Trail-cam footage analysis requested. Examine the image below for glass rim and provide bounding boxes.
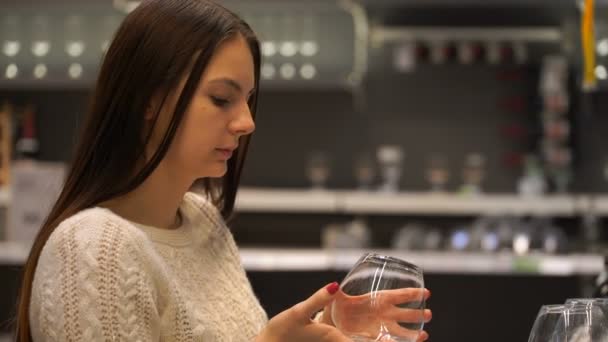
[359,252,423,275]
[566,298,608,304]
[539,304,603,315]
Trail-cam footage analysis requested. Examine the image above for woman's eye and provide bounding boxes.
[211,96,230,107]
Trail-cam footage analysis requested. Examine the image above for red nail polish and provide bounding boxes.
[326,282,339,295]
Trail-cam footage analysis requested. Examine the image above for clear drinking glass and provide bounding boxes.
[528,303,608,342]
[331,253,426,342]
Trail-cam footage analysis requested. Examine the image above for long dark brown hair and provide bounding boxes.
[13,1,261,340]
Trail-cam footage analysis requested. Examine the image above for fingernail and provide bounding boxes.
[425,309,433,322]
[421,331,429,341]
[425,289,431,298]
[325,282,339,295]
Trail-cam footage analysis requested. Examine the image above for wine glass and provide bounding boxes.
[306,151,330,190]
[565,298,608,316]
[354,152,376,191]
[331,253,426,342]
[377,145,404,193]
[460,153,486,194]
[425,154,449,193]
[528,304,608,342]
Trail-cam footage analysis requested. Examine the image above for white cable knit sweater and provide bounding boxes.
[29,192,268,342]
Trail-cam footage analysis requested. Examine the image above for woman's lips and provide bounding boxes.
[216,148,233,159]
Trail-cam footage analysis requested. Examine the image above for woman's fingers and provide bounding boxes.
[378,288,430,305]
[382,306,432,323]
[382,321,429,341]
[291,282,340,324]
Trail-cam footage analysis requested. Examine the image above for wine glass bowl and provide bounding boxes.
[331,253,426,342]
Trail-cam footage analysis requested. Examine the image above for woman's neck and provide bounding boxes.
[101,163,192,229]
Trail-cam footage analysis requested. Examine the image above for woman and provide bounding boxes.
[14,0,431,341]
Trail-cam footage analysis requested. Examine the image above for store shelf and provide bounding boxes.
[1,242,601,276]
[0,187,599,216]
[340,191,577,216]
[235,188,338,213]
[589,196,608,215]
[236,187,579,216]
[0,242,30,265]
[240,248,605,276]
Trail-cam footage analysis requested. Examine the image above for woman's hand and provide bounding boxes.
[321,288,432,342]
[255,282,352,342]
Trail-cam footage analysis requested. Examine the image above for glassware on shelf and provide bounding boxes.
[331,253,426,342]
[354,152,376,191]
[448,227,471,251]
[425,154,449,193]
[518,155,547,197]
[393,223,443,251]
[306,151,330,190]
[460,153,486,195]
[321,219,371,250]
[528,303,608,342]
[469,216,499,252]
[377,145,404,193]
[565,298,608,308]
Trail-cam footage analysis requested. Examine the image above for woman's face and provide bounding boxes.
[147,34,256,181]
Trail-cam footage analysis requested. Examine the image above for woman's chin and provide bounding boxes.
[204,164,228,178]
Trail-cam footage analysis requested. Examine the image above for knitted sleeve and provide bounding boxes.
[29,214,161,342]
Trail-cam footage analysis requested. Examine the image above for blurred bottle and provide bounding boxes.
[15,105,39,160]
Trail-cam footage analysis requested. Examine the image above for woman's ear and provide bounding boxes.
[145,87,168,121]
